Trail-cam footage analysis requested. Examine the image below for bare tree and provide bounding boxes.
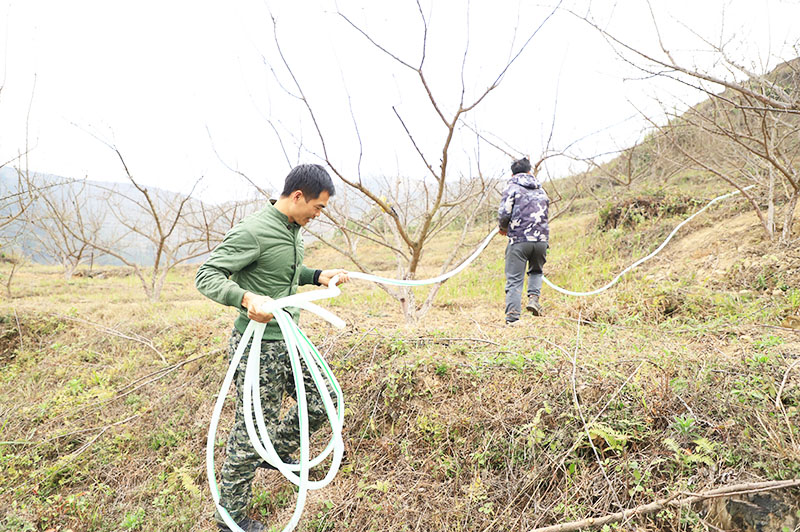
[1,77,38,240]
[264,2,563,320]
[0,78,38,296]
[657,72,800,242]
[66,143,216,301]
[574,7,800,244]
[24,178,107,279]
[583,130,688,191]
[0,163,33,300]
[1,252,24,298]
[0,164,37,233]
[186,195,264,250]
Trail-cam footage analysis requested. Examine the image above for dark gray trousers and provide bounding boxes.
[504,240,547,321]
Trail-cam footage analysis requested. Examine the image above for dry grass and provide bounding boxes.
[1,196,799,531]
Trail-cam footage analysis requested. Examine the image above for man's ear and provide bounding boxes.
[292,190,304,202]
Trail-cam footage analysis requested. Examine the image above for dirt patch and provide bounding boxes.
[646,209,800,291]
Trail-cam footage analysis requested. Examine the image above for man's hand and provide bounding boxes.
[241,292,275,323]
[318,269,350,287]
[498,228,507,236]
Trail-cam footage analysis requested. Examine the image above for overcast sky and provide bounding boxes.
[1,0,798,202]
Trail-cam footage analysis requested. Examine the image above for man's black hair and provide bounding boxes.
[511,157,532,175]
[280,164,336,199]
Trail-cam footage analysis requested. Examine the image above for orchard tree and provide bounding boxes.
[262,2,566,320]
[576,7,800,244]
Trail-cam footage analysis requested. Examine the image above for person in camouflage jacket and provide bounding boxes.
[196,164,349,532]
[498,157,549,324]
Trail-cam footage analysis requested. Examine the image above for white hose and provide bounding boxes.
[206,229,499,532]
[347,227,500,286]
[207,293,346,532]
[206,185,751,531]
[542,185,755,296]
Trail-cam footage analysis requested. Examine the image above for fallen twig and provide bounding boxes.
[758,323,800,335]
[341,326,376,359]
[776,358,800,408]
[13,308,23,351]
[55,313,167,364]
[527,479,800,532]
[423,336,501,346]
[63,413,141,460]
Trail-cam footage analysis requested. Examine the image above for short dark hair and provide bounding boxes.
[280,164,336,199]
[511,157,531,175]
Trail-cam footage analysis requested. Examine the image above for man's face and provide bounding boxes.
[292,190,329,226]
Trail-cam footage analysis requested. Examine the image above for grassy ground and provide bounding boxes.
[1,184,799,531]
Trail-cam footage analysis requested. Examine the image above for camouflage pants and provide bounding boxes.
[215,327,336,525]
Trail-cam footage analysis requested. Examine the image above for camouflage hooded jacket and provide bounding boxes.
[498,172,549,244]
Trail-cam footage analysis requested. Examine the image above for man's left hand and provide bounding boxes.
[319,269,350,286]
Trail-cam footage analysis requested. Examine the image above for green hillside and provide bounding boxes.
[1,176,798,531]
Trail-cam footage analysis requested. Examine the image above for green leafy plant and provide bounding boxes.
[671,414,698,437]
[588,423,628,453]
[120,508,145,530]
[664,437,717,471]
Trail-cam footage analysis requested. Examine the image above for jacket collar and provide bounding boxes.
[267,199,300,230]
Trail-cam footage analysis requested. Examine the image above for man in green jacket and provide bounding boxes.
[196,164,349,532]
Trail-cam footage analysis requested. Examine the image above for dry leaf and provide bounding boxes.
[781,315,800,329]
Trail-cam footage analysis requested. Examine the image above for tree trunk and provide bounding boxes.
[64,262,77,280]
[4,259,20,298]
[780,187,799,245]
[418,281,445,317]
[152,268,168,302]
[766,167,775,239]
[400,285,417,323]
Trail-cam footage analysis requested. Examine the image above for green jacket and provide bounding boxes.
[195,201,319,341]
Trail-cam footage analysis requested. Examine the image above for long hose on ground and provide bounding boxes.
[206,185,751,531]
[542,185,754,296]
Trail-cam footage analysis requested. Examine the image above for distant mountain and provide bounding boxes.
[0,168,242,266]
[1,165,502,268]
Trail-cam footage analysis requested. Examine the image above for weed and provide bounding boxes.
[746,352,772,368]
[786,288,800,311]
[308,500,335,532]
[120,508,145,530]
[620,459,655,497]
[382,364,417,404]
[663,437,717,472]
[588,423,628,453]
[415,414,444,443]
[388,336,408,356]
[753,334,784,351]
[148,426,185,452]
[252,485,295,518]
[670,414,698,437]
[0,513,35,532]
[732,373,775,404]
[66,377,84,395]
